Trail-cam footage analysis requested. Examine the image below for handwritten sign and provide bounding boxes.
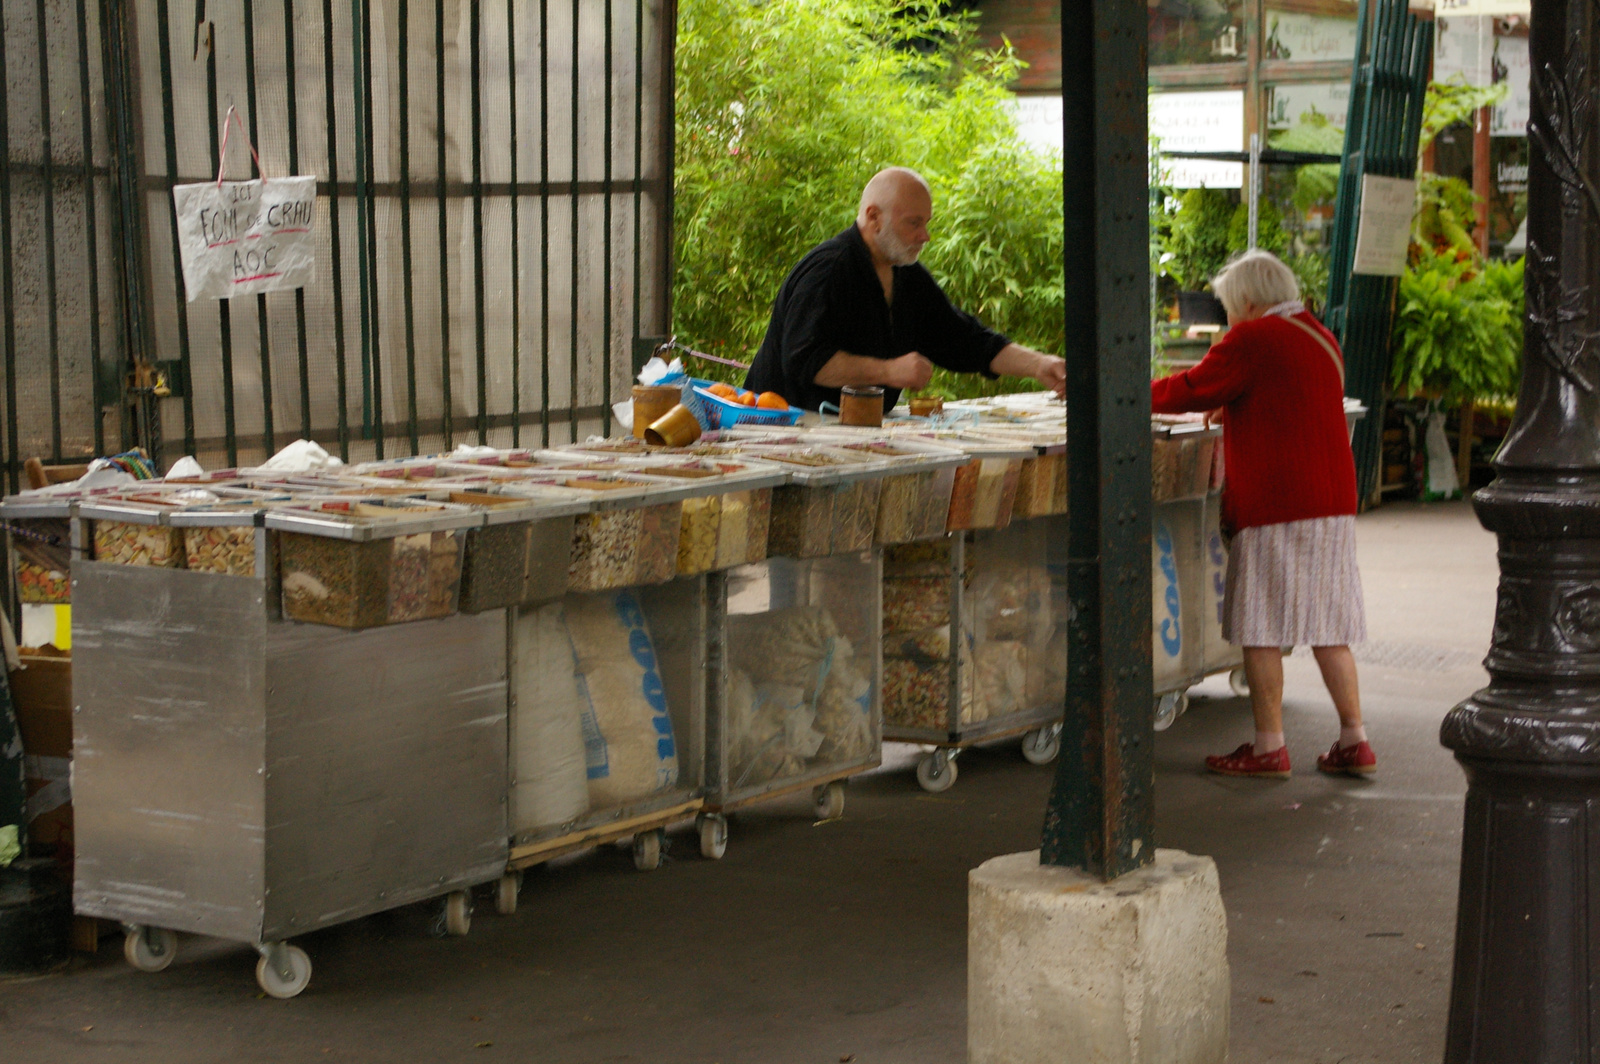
[1351,174,1417,277]
[172,176,317,301]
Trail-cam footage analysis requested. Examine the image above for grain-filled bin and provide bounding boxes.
[265,497,481,628]
[805,433,966,545]
[1151,419,1220,503]
[881,517,1068,791]
[493,471,698,593]
[436,488,589,612]
[169,504,275,577]
[80,487,270,569]
[612,457,787,575]
[721,445,891,559]
[1,494,80,603]
[698,550,882,845]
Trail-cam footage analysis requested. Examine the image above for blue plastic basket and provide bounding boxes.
[689,379,803,430]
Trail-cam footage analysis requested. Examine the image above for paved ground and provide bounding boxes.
[0,501,1497,1063]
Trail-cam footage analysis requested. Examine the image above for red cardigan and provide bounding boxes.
[1151,311,1357,533]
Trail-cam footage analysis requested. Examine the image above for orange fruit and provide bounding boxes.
[756,392,789,410]
[737,392,758,406]
[707,382,738,399]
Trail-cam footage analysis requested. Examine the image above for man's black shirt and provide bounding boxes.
[744,225,1008,412]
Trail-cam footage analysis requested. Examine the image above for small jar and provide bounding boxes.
[632,385,683,440]
[908,395,943,418]
[839,385,885,427]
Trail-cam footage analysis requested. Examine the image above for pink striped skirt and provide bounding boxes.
[1223,515,1366,647]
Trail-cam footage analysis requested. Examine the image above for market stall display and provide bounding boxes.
[264,497,484,628]
[697,550,882,858]
[1,493,82,604]
[71,560,509,998]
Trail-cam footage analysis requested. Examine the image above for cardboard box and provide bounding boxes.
[10,649,72,861]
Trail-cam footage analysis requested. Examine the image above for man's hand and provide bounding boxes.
[990,343,1065,397]
[1033,355,1066,397]
[882,351,935,391]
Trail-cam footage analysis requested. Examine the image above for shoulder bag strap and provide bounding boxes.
[1279,314,1345,388]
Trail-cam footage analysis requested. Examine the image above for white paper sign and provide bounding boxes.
[1351,174,1417,276]
[172,176,317,301]
[1150,90,1244,189]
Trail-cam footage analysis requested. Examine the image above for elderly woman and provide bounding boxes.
[1151,249,1373,779]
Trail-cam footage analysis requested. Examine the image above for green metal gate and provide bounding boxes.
[0,0,676,490]
[1323,0,1432,504]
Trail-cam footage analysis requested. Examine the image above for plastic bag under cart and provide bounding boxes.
[501,579,707,897]
[697,550,883,859]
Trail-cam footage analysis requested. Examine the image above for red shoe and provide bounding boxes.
[1317,740,1377,776]
[1205,742,1291,779]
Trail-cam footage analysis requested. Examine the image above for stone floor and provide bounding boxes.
[0,500,1496,1063]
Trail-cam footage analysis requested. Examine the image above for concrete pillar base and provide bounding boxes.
[969,849,1229,1064]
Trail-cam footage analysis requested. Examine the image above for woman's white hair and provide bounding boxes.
[1211,249,1299,319]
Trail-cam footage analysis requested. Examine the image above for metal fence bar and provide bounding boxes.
[283,0,312,444]
[399,0,420,455]
[203,33,238,469]
[434,0,453,450]
[470,0,487,445]
[539,0,551,447]
[361,0,383,458]
[601,0,613,436]
[0,5,18,493]
[34,0,63,461]
[242,2,275,459]
[508,0,521,448]
[76,0,105,458]
[320,0,350,462]
[631,0,643,367]
[568,0,580,444]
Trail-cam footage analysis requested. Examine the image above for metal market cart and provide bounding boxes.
[71,494,509,999]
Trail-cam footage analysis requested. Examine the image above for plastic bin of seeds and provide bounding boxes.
[0,492,83,603]
[434,485,589,611]
[79,486,273,569]
[169,499,294,577]
[808,432,966,545]
[492,470,699,593]
[611,456,787,574]
[265,496,482,628]
[716,444,889,559]
[894,432,1032,532]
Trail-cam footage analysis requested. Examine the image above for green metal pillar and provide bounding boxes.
[1041,0,1155,878]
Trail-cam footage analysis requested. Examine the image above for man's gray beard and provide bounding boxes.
[878,227,921,266]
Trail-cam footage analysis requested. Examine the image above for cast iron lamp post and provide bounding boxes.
[1440,0,1600,1057]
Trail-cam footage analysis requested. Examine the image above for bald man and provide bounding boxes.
[744,167,1066,414]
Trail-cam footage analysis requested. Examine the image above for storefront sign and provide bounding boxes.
[1351,175,1417,276]
[1491,34,1530,136]
[1269,82,1350,130]
[1150,90,1244,189]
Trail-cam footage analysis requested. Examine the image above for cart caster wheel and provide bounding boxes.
[495,872,522,916]
[255,944,312,999]
[813,781,845,820]
[1153,691,1189,732]
[633,828,663,872]
[697,813,728,860]
[445,889,472,936]
[123,925,178,973]
[1021,725,1061,765]
[916,751,957,793]
[1228,667,1250,698]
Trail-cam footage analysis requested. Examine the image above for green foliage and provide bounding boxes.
[1269,108,1343,214]
[1157,187,1234,291]
[1391,248,1523,402]
[1413,173,1480,258]
[673,0,1063,400]
[1287,251,1330,316]
[1226,197,1289,256]
[1420,80,1509,157]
